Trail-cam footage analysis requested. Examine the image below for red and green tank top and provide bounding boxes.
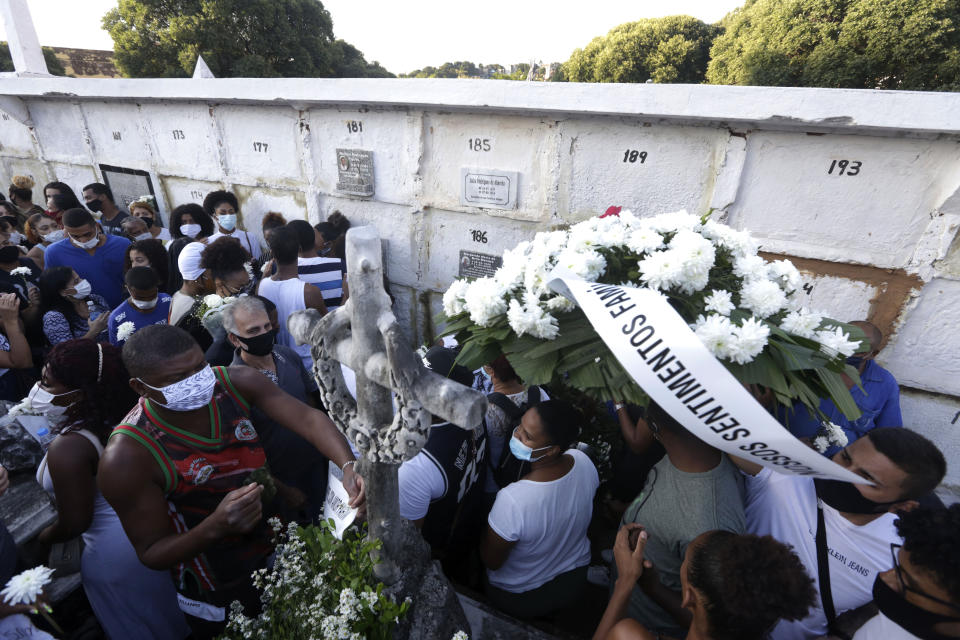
[110,366,274,595]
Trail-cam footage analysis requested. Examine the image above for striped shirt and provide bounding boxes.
[297,256,346,309]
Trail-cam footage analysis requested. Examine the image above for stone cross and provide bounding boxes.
[288,225,486,638]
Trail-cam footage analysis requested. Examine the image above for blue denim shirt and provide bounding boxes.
[781,359,902,455]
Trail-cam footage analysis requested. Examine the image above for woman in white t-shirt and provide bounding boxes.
[481,399,599,619]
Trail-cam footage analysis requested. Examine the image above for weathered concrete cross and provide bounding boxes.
[288,225,485,638]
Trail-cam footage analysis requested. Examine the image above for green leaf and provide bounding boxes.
[816,369,862,422]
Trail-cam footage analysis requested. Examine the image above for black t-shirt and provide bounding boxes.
[0,258,41,308]
[101,210,130,236]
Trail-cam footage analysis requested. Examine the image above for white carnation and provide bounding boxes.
[768,260,802,293]
[703,290,735,316]
[780,308,824,339]
[463,278,508,327]
[694,314,736,360]
[728,317,770,364]
[116,321,136,342]
[816,326,861,358]
[442,279,470,316]
[739,279,787,318]
[202,294,224,308]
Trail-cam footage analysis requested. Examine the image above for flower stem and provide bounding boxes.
[39,608,64,636]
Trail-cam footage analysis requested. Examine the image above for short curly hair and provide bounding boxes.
[687,531,816,640]
[896,505,960,602]
[200,236,250,280]
[203,190,239,216]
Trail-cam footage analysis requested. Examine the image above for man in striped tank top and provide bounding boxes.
[98,325,364,638]
[288,220,347,310]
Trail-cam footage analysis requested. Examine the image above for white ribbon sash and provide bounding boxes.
[549,277,865,483]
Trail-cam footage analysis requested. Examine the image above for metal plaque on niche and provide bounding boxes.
[335,149,375,197]
[458,250,503,279]
[460,168,518,210]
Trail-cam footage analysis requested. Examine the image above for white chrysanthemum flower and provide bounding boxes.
[9,266,31,277]
[442,279,470,316]
[2,565,54,605]
[780,309,824,339]
[703,290,735,316]
[694,314,736,360]
[701,220,758,256]
[463,278,508,327]
[555,249,607,282]
[646,209,700,233]
[733,255,769,282]
[494,247,527,290]
[639,250,683,291]
[670,230,716,294]
[116,321,136,342]
[625,226,664,255]
[813,436,830,453]
[507,295,560,339]
[823,421,848,446]
[545,295,575,313]
[739,279,787,318]
[768,260,802,293]
[617,209,641,228]
[728,317,770,364]
[816,326,861,358]
[202,294,224,308]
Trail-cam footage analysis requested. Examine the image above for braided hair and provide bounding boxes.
[46,339,139,440]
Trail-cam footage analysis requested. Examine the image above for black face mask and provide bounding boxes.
[235,329,275,357]
[814,478,899,515]
[0,246,20,264]
[87,199,103,213]
[846,356,865,369]
[140,216,154,228]
[873,573,960,640]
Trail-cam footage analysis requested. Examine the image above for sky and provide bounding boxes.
[2,0,743,75]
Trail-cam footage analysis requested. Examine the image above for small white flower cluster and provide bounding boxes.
[813,421,849,453]
[452,631,470,640]
[443,209,859,366]
[9,266,32,277]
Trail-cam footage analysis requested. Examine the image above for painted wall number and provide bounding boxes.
[172,129,186,140]
[0,114,8,121]
[346,120,363,133]
[470,229,488,244]
[253,141,269,152]
[468,138,491,152]
[622,149,647,163]
[112,131,122,141]
[190,190,204,199]
[802,283,814,295]
[827,159,861,176]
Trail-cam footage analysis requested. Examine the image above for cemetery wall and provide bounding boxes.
[0,77,958,494]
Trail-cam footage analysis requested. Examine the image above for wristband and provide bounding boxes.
[341,460,356,473]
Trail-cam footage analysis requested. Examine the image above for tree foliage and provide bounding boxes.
[706,0,960,90]
[102,0,393,78]
[0,43,67,75]
[561,15,720,83]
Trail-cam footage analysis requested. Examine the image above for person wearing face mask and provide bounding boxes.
[224,296,326,521]
[107,267,172,346]
[99,324,364,638]
[0,224,41,315]
[0,293,32,401]
[168,242,216,348]
[781,321,902,456]
[731,427,947,640]
[24,213,64,269]
[170,203,215,243]
[32,340,190,640]
[124,239,170,294]
[594,526,817,640]
[851,505,960,640]
[203,190,261,261]
[38,266,110,346]
[82,183,128,236]
[130,198,172,244]
[43,208,131,309]
[119,215,154,244]
[42,182,82,223]
[480,400,599,619]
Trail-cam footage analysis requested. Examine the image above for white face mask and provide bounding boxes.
[70,232,100,250]
[138,365,216,412]
[8,232,23,246]
[42,229,65,244]
[180,223,202,239]
[134,232,152,242]
[130,296,158,310]
[66,279,91,300]
[27,382,77,420]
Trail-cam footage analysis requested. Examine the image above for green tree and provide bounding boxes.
[102,0,393,78]
[707,0,960,90]
[0,43,67,75]
[561,15,720,83]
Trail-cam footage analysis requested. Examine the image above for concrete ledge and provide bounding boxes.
[458,592,560,640]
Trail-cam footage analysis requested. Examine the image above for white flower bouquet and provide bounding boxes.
[441,210,866,420]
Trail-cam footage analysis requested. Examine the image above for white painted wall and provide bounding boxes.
[0,78,957,493]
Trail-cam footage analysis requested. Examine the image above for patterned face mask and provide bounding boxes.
[138,365,216,412]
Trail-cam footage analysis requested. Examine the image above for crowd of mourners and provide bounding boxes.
[0,173,954,640]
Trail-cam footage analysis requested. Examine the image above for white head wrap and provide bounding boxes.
[178,241,207,281]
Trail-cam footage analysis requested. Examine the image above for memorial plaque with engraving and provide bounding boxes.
[336,149,375,197]
[459,168,518,209]
[458,250,503,279]
[99,164,155,211]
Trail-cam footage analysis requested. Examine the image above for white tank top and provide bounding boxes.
[257,276,309,357]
